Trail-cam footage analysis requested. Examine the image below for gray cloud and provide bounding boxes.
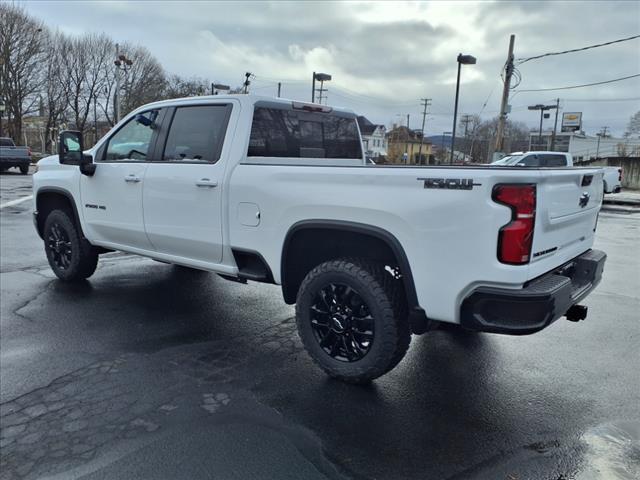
[23,0,640,135]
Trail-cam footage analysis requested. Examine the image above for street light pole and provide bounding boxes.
[550,98,560,150]
[528,103,557,151]
[311,72,332,104]
[114,44,134,124]
[538,108,544,146]
[450,59,462,164]
[450,53,476,164]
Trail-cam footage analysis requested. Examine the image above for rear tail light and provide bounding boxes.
[27,147,32,156]
[492,184,536,265]
[618,168,622,182]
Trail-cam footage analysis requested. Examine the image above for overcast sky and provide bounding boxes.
[23,0,640,136]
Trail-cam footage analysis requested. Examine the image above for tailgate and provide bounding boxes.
[528,168,603,278]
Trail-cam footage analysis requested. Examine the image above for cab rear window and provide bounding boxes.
[248,107,362,159]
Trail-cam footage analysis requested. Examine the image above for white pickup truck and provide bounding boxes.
[492,151,623,193]
[33,95,607,383]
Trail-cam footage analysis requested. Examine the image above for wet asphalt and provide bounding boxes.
[1,170,639,480]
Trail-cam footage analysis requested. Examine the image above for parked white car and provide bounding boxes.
[491,151,622,193]
[33,95,607,383]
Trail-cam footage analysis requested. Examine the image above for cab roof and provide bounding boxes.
[134,94,357,117]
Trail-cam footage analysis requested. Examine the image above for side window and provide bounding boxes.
[248,107,362,159]
[543,154,567,167]
[517,155,541,167]
[163,105,230,163]
[105,110,158,161]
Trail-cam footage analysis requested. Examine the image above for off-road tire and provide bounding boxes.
[295,258,411,384]
[19,164,29,175]
[44,209,99,281]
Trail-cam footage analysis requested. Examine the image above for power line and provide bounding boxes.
[516,34,640,64]
[561,97,640,103]
[516,73,640,92]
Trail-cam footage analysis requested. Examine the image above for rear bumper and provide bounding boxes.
[460,249,606,335]
[1,158,30,167]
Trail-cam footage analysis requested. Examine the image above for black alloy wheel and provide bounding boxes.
[43,209,99,281]
[309,283,374,362]
[295,258,411,384]
[47,222,73,271]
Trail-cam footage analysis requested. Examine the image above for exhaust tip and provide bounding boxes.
[565,304,588,322]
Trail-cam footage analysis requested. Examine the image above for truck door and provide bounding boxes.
[142,103,234,265]
[80,109,165,250]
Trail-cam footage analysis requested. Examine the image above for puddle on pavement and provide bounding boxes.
[577,420,640,479]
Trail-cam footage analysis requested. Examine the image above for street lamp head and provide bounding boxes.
[457,54,477,65]
[314,72,332,82]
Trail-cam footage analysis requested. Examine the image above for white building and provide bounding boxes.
[529,131,640,161]
[357,116,387,159]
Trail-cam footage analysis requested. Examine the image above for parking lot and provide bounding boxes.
[1,171,639,480]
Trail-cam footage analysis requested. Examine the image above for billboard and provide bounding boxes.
[561,112,582,132]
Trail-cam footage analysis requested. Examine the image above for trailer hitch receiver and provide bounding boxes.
[565,304,588,322]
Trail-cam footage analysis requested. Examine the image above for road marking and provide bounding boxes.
[0,195,33,210]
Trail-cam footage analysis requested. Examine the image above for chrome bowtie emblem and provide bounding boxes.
[579,192,590,208]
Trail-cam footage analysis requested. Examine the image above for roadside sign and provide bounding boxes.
[561,112,582,132]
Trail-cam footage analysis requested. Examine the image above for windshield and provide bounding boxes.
[491,154,525,165]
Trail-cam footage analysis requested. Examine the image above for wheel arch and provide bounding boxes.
[280,220,429,333]
[35,187,83,240]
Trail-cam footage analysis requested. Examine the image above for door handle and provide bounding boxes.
[195,178,218,188]
[125,174,141,183]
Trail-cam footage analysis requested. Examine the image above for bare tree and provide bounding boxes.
[625,111,640,138]
[468,117,529,163]
[0,3,46,143]
[118,44,166,117]
[42,31,68,152]
[163,74,210,99]
[60,33,113,135]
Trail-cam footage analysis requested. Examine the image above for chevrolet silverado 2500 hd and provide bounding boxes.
[33,95,607,383]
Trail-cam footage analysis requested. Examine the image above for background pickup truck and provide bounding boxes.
[0,137,32,174]
[491,151,622,193]
[32,95,606,383]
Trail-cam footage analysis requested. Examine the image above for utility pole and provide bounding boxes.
[550,98,560,150]
[460,114,473,138]
[596,126,610,158]
[459,114,473,161]
[311,71,316,103]
[317,84,328,104]
[495,34,516,157]
[418,98,431,165]
[277,82,281,97]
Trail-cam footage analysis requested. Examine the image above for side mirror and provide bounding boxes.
[134,113,155,128]
[58,130,95,176]
[59,130,84,165]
